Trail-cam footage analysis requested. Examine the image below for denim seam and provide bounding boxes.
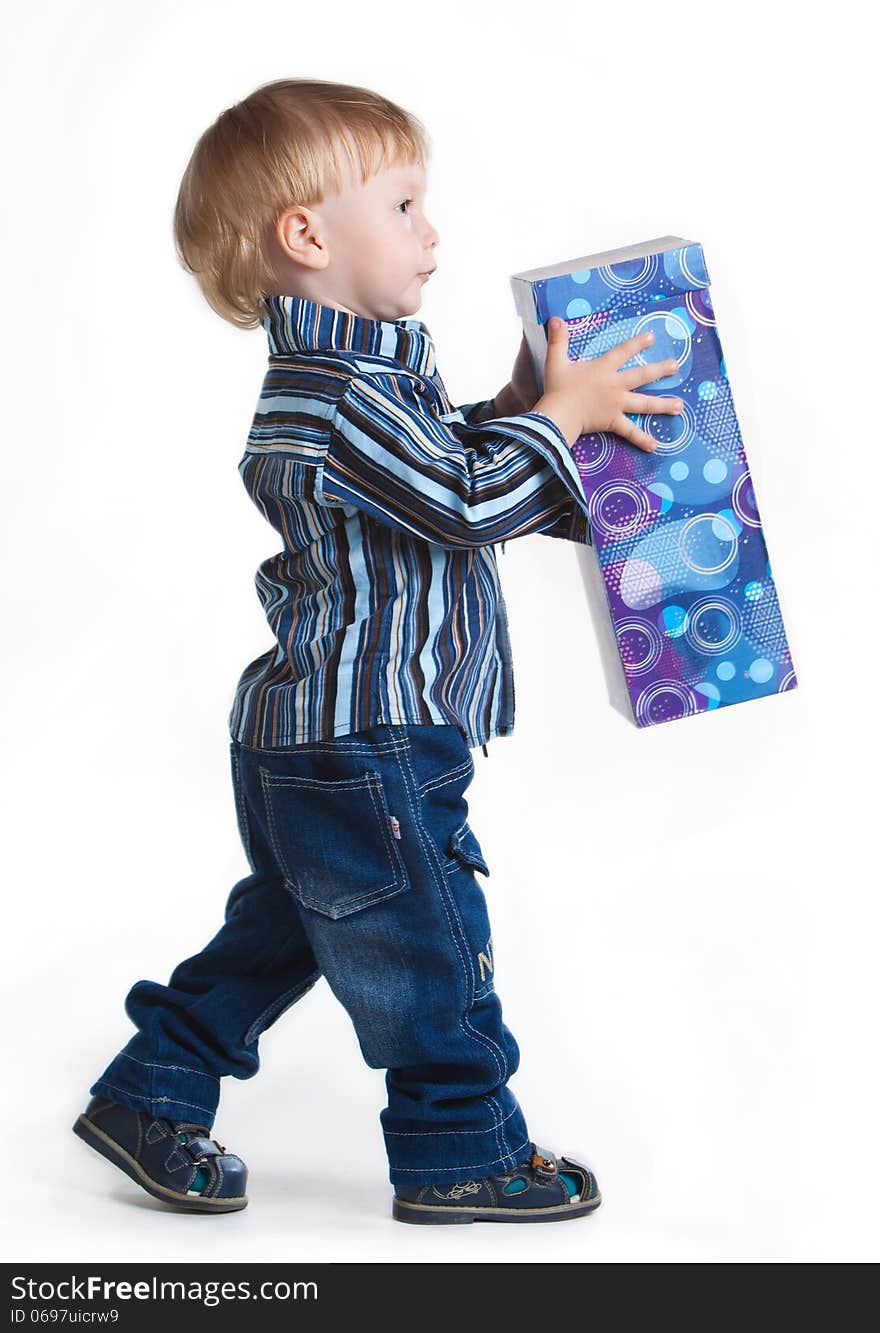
[91,1081,215,1117]
[423,776,510,1158]
[243,970,322,1046]
[289,878,408,919]
[450,817,473,845]
[383,1101,519,1136]
[395,738,514,1170]
[235,740,408,757]
[261,768,410,916]
[229,745,257,874]
[390,1137,531,1173]
[117,1053,220,1083]
[418,758,474,797]
[396,736,504,1166]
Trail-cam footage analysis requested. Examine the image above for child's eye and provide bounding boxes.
[396,198,412,214]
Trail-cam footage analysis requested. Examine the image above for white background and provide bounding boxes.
[2,0,875,1265]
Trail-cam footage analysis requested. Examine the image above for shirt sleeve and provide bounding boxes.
[320,371,590,550]
[534,503,590,545]
[458,398,590,546]
[455,398,499,426]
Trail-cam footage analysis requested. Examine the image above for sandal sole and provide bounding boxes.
[392,1191,602,1224]
[72,1114,248,1213]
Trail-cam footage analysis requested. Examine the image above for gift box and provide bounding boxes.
[510,235,798,727]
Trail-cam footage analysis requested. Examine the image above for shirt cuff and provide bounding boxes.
[456,398,498,426]
[494,411,590,525]
[538,504,591,544]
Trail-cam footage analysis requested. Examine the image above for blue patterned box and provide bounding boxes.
[510,235,798,726]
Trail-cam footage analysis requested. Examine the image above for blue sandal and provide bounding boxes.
[73,1096,248,1213]
[392,1144,601,1224]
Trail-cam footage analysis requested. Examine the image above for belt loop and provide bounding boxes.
[481,743,489,758]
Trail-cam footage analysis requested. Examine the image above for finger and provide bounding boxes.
[546,316,568,344]
[618,356,679,388]
[622,392,684,416]
[613,414,658,453]
[603,329,656,371]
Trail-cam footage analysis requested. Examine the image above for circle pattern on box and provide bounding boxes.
[533,243,797,725]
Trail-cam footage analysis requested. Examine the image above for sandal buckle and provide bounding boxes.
[529,1148,558,1180]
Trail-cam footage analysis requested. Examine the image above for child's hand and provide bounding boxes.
[536,318,684,453]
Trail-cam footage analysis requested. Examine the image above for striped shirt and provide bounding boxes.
[228,294,590,752]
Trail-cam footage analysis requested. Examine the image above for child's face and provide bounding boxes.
[268,155,439,323]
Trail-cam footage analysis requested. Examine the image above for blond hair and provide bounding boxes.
[172,78,430,330]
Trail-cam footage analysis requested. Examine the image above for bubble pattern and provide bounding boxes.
[529,240,798,726]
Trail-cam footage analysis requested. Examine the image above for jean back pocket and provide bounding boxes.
[260,767,410,919]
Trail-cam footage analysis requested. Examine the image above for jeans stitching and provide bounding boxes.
[395,738,503,1165]
[117,1053,220,1083]
[259,768,410,915]
[390,1137,531,1173]
[363,771,410,890]
[448,822,491,877]
[91,1081,215,1118]
[418,758,474,798]
[243,969,322,1046]
[383,1100,519,1136]
[229,744,257,874]
[395,738,515,1170]
[261,772,303,901]
[234,739,408,757]
[293,879,408,918]
[445,856,494,992]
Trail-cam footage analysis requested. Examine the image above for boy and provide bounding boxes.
[73,78,683,1225]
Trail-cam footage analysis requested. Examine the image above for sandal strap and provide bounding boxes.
[167,1133,227,1198]
[170,1120,229,1156]
[173,1120,212,1136]
[179,1135,227,1159]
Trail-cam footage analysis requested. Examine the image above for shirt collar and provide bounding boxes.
[261,294,436,378]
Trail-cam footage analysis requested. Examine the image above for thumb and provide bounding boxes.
[546,316,568,353]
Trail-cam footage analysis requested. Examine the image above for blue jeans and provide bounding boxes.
[89,724,533,1187]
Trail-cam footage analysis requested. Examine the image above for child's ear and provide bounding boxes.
[274,205,328,271]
